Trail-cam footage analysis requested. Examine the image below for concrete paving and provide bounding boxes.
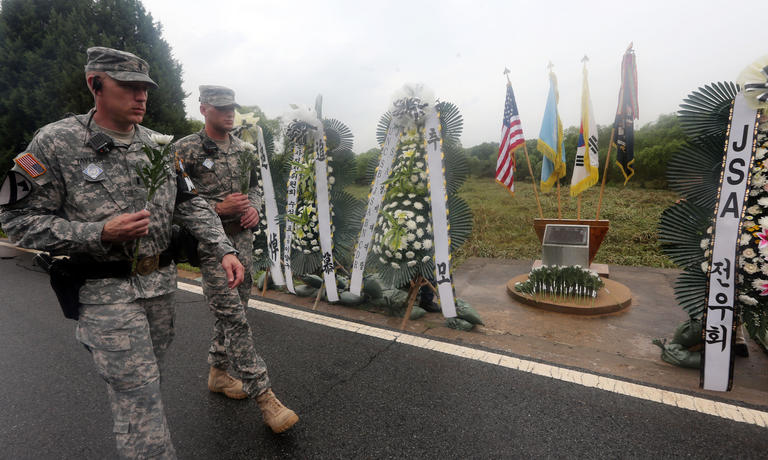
[244,257,768,409]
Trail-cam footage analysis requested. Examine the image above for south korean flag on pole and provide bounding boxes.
[0,171,33,205]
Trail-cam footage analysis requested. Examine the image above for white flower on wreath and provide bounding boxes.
[406,233,416,242]
[758,197,768,207]
[403,200,412,206]
[391,262,401,269]
[329,176,336,185]
[756,147,767,160]
[406,220,417,230]
[406,251,415,259]
[312,246,320,252]
[744,263,759,274]
[744,248,757,259]
[303,249,311,254]
[311,239,318,245]
[700,238,710,249]
[395,252,402,259]
[741,233,752,246]
[701,261,709,273]
[752,278,768,291]
[379,257,387,264]
[422,255,431,263]
[738,294,758,306]
[748,205,762,215]
[408,193,416,199]
[416,215,425,223]
[423,240,433,249]
[413,241,422,250]
[407,260,417,267]
[753,173,767,188]
[414,202,424,210]
[759,217,768,228]
[385,250,393,257]
[416,228,424,238]
[254,249,264,255]
[411,175,419,183]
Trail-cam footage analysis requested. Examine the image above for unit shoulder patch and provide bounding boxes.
[0,170,33,205]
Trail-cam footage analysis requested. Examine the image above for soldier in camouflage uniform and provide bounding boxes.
[173,85,299,434]
[0,48,245,459]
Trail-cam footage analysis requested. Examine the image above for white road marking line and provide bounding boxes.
[175,281,768,428]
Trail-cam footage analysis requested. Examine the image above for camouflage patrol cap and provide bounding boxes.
[199,85,240,108]
[84,46,158,89]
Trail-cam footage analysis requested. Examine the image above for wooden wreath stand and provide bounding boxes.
[400,275,437,330]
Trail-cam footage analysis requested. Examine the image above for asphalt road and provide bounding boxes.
[1,249,767,459]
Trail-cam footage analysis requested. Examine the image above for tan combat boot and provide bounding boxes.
[208,366,248,400]
[256,389,299,433]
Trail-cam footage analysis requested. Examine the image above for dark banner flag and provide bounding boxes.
[613,44,639,184]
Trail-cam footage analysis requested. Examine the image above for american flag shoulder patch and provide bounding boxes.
[14,153,47,178]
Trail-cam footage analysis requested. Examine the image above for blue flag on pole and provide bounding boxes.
[538,71,566,193]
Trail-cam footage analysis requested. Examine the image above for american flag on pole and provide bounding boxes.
[496,81,525,194]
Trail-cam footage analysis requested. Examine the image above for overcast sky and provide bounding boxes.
[141,0,767,152]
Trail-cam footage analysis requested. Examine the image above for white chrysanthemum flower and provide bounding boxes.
[406,220,417,230]
[426,224,432,232]
[416,216,425,224]
[303,249,311,254]
[394,210,408,222]
[150,133,174,145]
[373,246,381,254]
[254,228,262,235]
[400,236,408,248]
[406,251,415,259]
[391,262,401,269]
[254,249,264,255]
[416,228,424,238]
[312,246,320,252]
[707,226,713,234]
[408,193,416,199]
[700,238,710,249]
[421,255,430,263]
[744,248,757,259]
[756,147,767,160]
[751,189,761,197]
[741,233,752,246]
[403,149,415,158]
[752,278,768,290]
[311,239,318,245]
[328,176,335,185]
[397,193,404,198]
[704,249,710,259]
[416,161,424,168]
[423,240,433,249]
[328,166,333,173]
[410,175,419,183]
[406,233,416,242]
[403,200,411,206]
[752,173,767,188]
[744,263,759,274]
[759,217,768,228]
[738,294,758,306]
[395,252,402,259]
[758,197,768,207]
[385,250,392,257]
[407,260,417,267]
[701,261,709,273]
[414,202,424,210]
[761,245,768,259]
[748,205,762,215]
[413,241,422,250]
[379,257,387,264]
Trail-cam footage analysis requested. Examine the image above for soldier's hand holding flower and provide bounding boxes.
[215,193,250,216]
[101,210,151,242]
[240,206,260,229]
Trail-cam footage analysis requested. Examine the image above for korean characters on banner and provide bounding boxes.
[703,93,759,392]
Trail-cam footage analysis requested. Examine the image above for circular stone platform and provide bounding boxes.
[506,274,632,315]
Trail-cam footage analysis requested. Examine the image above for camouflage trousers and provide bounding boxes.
[76,294,177,459]
[199,229,270,397]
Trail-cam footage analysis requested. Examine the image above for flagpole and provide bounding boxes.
[577,195,581,220]
[522,143,544,218]
[595,127,615,220]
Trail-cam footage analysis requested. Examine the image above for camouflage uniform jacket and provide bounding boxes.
[172,130,263,226]
[0,111,235,304]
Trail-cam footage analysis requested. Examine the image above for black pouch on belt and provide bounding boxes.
[49,258,86,320]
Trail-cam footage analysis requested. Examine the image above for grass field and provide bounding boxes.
[0,177,680,269]
[346,177,680,269]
